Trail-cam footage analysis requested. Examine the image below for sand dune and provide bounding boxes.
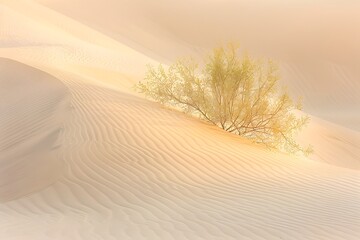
[0,58,69,202]
[298,114,360,170]
[33,0,360,130]
[0,0,359,239]
[0,0,157,90]
[1,67,359,239]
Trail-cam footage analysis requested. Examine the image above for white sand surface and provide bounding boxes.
[0,0,359,239]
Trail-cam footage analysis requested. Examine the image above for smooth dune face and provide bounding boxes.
[297,114,360,169]
[0,0,360,239]
[0,0,157,90]
[0,58,69,202]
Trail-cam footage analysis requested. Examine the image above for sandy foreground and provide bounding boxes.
[0,0,359,239]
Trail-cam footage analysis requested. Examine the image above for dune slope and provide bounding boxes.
[33,0,360,130]
[0,0,359,239]
[1,71,360,239]
[0,58,69,202]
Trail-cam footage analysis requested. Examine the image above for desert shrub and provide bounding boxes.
[137,44,312,155]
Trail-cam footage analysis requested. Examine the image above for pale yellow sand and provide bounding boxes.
[0,58,69,202]
[0,0,359,239]
[34,0,360,130]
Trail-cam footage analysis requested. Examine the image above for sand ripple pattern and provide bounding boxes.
[0,0,359,239]
[1,72,358,239]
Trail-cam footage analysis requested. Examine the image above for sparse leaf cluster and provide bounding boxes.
[137,45,312,155]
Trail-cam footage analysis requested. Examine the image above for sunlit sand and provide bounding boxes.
[0,1,359,239]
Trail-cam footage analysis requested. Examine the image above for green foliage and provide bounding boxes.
[137,44,313,155]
